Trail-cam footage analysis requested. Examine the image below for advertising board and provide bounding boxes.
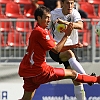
[0,83,100,100]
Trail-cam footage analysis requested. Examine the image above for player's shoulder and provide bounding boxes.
[33,26,42,32]
[51,8,62,15]
[31,26,43,36]
[34,26,48,36]
[72,8,80,14]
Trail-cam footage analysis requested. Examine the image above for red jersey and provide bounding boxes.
[18,25,55,77]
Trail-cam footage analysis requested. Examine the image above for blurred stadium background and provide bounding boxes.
[0,0,100,100]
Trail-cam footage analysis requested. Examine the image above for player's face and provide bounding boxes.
[62,0,74,14]
[39,12,51,29]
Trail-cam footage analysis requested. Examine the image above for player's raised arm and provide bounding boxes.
[51,23,73,54]
[60,42,83,52]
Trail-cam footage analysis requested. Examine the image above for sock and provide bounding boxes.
[75,73,99,83]
[68,57,86,74]
[74,84,86,100]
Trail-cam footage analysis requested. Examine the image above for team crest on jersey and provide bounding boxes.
[46,35,50,40]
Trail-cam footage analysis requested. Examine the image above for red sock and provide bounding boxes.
[75,73,98,83]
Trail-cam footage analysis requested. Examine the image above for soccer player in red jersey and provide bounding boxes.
[18,6,100,100]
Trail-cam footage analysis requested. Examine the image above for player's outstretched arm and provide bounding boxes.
[60,42,83,52]
[51,23,73,54]
[56,18,83,29]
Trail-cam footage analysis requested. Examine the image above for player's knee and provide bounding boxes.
[66,50,75,59]
[64,69,77,79]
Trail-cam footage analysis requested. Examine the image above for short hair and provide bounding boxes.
[34,5,50,20]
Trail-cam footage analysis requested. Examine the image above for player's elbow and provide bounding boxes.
[51,47,60,54]
[80,22,83,29]
[77,21,83,29]
[80,25,83,29]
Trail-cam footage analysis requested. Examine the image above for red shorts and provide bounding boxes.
[23,65,65,92]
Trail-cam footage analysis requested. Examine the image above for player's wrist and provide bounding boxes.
[65,21,69,25]
[64,35,69,38]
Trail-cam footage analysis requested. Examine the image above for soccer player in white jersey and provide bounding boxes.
[48,0,95,100]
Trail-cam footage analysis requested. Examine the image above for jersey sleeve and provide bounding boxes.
[50,9,61,22]
[73,9,83,22]
[37,30,56,51]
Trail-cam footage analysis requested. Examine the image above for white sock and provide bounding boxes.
[74,84,86,100]
[68,57,86,74]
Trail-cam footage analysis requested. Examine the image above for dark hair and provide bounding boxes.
[44,0,58,11]
[34,5,50,20]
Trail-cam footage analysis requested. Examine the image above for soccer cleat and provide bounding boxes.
[88,73,96,86]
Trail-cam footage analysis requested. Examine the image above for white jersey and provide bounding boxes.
[50,8,82,46]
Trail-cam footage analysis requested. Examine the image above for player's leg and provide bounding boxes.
[49,50,86,100]
[73,82,86,100]
[62,68,100,83]
[59,50,96,85]
[67,66,86,100]
[19,67,100,100]
[19,77,38,100]
[19,90,35,100]
[53,68,100,83]
[59,50,86,74]
[49,50,86,74]
[59,50,90,100]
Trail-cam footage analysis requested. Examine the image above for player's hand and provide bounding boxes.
[56,18,68,24]
[64,22,73,36]
[75,42,83,48]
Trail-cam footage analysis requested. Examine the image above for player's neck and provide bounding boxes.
[37,23,46,29]
[62,8,68,15]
